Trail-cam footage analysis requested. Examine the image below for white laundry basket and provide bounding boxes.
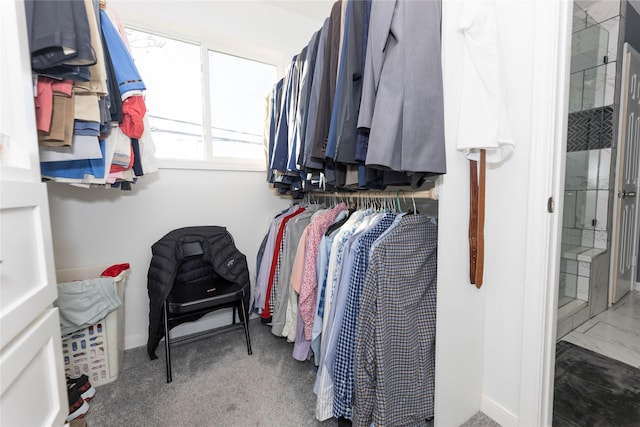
[57,266,129,386]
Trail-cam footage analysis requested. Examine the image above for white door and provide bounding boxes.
[611,43,640,304]
[0,1,67,425]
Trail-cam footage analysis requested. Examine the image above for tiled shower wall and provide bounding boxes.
[559,1,627,314]
[563,149,610,250]
[564,1,627,252]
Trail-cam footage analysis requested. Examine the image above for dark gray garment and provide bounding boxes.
[102,32,123,123]
[310,0,342,162]
[270,56,297,172]
[286,49,305,171]
[626,1,640,51]
[296,30,321,169]
[25,0,97,71]
[334,0,366,165]
[303,18,330,170]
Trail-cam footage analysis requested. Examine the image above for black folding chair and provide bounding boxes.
[162,242,252,383]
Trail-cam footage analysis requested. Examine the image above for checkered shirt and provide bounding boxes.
[332,213,397,419]
[269,228,287,318]
[353,214,438,427]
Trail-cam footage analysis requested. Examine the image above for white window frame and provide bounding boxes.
[123,24,281,172]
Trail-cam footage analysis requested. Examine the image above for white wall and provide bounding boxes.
[479,3,535,422]
[434,3,488,425]
[437,2,534,423]
[436,2,569,426]
[47,170,290,349]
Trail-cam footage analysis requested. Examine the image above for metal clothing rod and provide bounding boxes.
[304,188,438,201]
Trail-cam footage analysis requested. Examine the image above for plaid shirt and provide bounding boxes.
[314,210,381,421]
[269,230,286,318]
[332,213,396,419]
[353,214,438,427]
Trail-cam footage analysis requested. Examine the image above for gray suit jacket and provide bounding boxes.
[334,0,366,165]
[310,0,342,162]
[303,19,329,170]
[357,0,446,175]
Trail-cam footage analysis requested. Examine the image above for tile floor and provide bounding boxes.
[561,290,640,368]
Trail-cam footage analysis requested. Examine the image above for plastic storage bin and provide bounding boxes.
[57,266,128,386]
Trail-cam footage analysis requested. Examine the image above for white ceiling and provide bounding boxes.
[264,0,334,20]
[109,0,333,68]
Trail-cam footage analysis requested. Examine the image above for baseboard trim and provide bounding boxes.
[481,396,519,427]
[125,334,146,350]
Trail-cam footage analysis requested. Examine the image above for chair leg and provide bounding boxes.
[239,297,252,355]
[164,301,172,383]
[232,305,237,325]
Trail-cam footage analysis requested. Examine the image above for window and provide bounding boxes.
[209,51,276,160]
[125,28,277,169]
[126,30,204,161]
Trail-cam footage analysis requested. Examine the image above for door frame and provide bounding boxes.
[518,1,573,426]
[0,0,67,425]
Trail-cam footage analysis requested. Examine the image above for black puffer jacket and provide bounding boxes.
[146,226,250,359]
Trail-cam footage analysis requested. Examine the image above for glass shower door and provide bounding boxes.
[558,3,610,330]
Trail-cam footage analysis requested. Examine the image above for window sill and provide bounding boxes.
[156,157,266,172]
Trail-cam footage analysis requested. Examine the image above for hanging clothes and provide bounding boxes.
[262,206,307,321]
[255,206,301,313]
[24,0,157,189]
[298,203,348,341]
[270,207,321,337]
[331,212,397,419]
[358,0,445,175]
[259,1,445,421]
[310,1,342,163]
[353,214,438,426]
[309,208,350,362]
[263,0,446,197]
[283,208,328,341]
[259,195,438,424]
[24,0,96,74]
[456,0,515,163]
[315,209,394,421]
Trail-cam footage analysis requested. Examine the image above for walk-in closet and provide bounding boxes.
[1,1,638,426]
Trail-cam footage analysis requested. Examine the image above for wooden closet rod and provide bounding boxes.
[305,188,438,201]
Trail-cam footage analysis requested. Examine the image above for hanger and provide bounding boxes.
[325,200,351,236]
[412,192,418,214]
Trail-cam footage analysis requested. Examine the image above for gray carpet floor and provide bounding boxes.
[84,318,497,426]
